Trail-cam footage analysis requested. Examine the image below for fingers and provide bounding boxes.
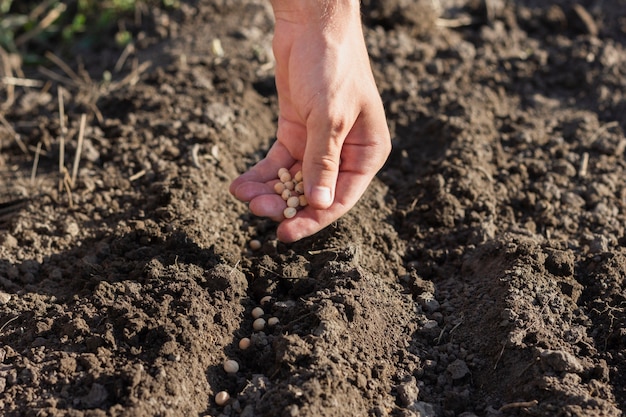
[229,141,296,196]
[276,169,368,242]
[302,108,349,210]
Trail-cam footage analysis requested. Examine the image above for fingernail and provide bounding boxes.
[310,186,332,206]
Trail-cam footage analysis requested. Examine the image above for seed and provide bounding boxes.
[294,170,303,182]
[215,391,230,406]
[283,207,297,219]
[260,295,272,305]
[295,182,304,194]
[287,196,300,208]
[267,317,279,326]
[274,182,286,194]
[281,189,292,200]
[253,318,266,331]
[299,195,308,207]
[284,181,295,191]
[278,167,289,177]
[249,239,262,250]
[239,337,251,350]
[251,307,265,319]
[279,171,292,183]
[223,359,239,374]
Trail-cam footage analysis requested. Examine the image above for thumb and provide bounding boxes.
[303,122,345,210]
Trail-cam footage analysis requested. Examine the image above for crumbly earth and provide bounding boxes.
[1,1,626,416]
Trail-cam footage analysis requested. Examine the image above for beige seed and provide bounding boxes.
[249,239,262,250]
[251,306,265,319]
[294,170,303,182]
[260,295,272,305]
[279,171,292,183]
[274,182,286,194]
[295,182,304,194]
[267,317,279,326]
[223,359,239,374]
[284,181,295,191]
[287,196,300,208]
[299,195,308,207]
[239,337,251,350]
[281,189,292,200]
[283,207,297,219]
[215,391,230,406]
[253,318,266,331]
[278,167,289,177]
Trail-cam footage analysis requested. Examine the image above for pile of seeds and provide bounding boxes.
[273,168,307,219]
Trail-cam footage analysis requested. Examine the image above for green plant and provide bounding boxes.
[0,0,177,62]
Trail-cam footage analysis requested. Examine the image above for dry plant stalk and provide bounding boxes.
[58,87,66,191]
[30,142,42,186]
[71,114,87,187]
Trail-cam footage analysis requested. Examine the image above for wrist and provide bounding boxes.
[270,0,361,28]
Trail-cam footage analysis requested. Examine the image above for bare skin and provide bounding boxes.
[229,0,391,242]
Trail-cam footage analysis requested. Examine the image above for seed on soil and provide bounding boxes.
[253,318,266,331]
[260,295,272,305]
[215,391,230,406]
[251,306,264,319]
[239,337,251,350]
[283,207,297,219]
[267,317,279,326]
[223,359,239,374]
[249,239,262,250]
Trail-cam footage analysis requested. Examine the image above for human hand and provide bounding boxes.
[229,0,391,242]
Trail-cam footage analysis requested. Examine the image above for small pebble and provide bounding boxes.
[267,317,279,326]
[215,391,230,406]
[239,338,251,350]
[253,318,266,331]
[283,207,297,219]
[223,359,239,374]
[251,307,265,319]
[249,239,262,250]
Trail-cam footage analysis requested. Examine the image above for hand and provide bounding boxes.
[229,0,391,242]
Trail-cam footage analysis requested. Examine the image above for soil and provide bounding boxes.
[1,0,626,416]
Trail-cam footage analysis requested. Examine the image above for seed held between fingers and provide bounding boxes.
[286,196,300,208]
[283,207,297,219]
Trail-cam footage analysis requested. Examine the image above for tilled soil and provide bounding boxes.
[1,0,626,416]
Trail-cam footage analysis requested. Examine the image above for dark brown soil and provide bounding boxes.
[1,0,626,416]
